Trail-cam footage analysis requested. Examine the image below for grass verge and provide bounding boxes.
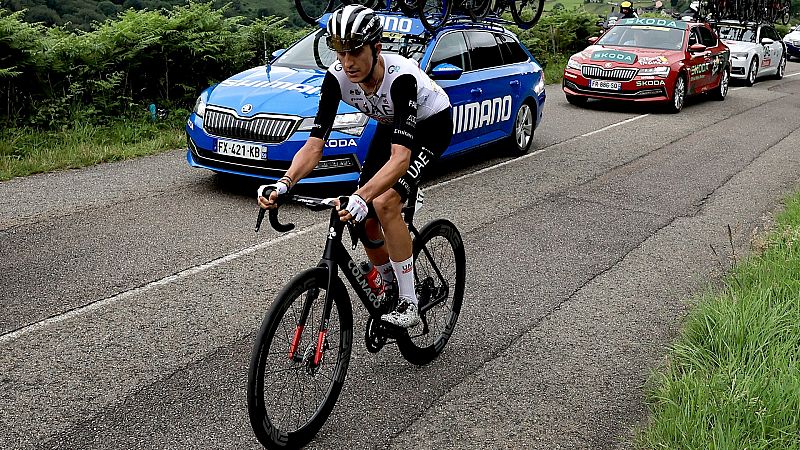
[640,192,800,449]
[0,113,186,181]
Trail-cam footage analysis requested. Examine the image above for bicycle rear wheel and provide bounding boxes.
[248,267,354,449]
[511,0,545,29]
[397,219,465,366]
[296,0,335,24]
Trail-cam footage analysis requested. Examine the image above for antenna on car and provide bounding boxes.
[264,29,271,81]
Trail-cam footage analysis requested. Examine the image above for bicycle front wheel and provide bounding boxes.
[511,0,545,29]
[397,219,465,366]
[248,267,354,449]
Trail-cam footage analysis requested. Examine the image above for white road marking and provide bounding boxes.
[579,114,650,138]
[785,72,800,78]
[0,223,326,343]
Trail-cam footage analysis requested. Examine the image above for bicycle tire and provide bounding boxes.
[511,0,545,29]
[470,0,492,19]
[781,0,791,25]
[397,219,465,366]
[248,267,354,449]
[398,0,420,16]
[296,0,335,24]
[418,0,452,33]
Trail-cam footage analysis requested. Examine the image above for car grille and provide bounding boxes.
[203,107,299,143]
[581,65,638,81]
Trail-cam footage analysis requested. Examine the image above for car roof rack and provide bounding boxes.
[439,14,515,33]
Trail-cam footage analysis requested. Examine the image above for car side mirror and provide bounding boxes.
[760,37,774,45]
[588,36,599,44]
[689,43,707,52]
[429,63,463,80]
[271,48,286,61]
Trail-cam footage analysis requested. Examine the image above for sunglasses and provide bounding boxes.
[326,35,366,53]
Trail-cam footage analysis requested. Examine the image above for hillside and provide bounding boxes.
[0,0,305,29]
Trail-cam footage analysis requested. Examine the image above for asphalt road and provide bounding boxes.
[2,64,800,450]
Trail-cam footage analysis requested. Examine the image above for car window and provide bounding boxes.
[495,33,529,64]
[763,27,780,41]
[698,26,717,47]
[466,31,504,70]
[716,25,756,43]
[688,27,702,46]
[598,25,685,50]
[427,31,470,72]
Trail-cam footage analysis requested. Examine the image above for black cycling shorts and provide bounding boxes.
[358,107,453,202]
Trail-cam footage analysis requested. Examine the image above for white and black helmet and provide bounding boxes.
[326,5,383,52]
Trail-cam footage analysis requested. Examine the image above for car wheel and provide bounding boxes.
[774,54,786,79]
[711,68,729,101]
[508,101,535,156]
[666,74,686,114]
[565,94,587,107]
[745,56,758,86]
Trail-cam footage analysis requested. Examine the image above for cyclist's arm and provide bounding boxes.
[284,72,342,184]
[356,74,418,202]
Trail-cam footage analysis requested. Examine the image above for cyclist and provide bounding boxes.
[257,5,452,328]
[619,1,638,18]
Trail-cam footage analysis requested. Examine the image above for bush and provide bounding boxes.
[0,2,307,128]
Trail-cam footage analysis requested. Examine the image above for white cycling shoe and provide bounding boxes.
[381,298,421,328]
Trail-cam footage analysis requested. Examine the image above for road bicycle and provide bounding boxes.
[296,0,418,24]
[416,0,544,32]
[247,188,465,449]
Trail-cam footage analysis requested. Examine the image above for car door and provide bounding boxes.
[698,25,727,88]
[686,26,712,93]
[462,30,511,144]
[762,26,783,72]
[425,30,472,154]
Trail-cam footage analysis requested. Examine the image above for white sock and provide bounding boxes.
[377,262,395,285]
[391,256,417,305]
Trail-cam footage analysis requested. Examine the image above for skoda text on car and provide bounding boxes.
[186,14,546,187]
[784,25,800,60]
[713,20,787,85]
[562,17,730,113]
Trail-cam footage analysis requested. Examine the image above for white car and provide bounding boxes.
[713,21,787,85]
[784,27,800,61]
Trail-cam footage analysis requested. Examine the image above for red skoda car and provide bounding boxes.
[562,18,730,113]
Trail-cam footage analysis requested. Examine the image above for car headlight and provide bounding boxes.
[298,113,369,136]
[638,66,670,77]
[193,94,207,118]
[534,75,545,95]
[732,52,748,59]
[566,58,582,71]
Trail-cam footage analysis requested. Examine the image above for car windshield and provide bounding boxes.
[716,25,756,43]
[273,28,428,70]
[597,25,686,50]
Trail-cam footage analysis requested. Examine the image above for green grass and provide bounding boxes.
[640,193,800,449]
[542,53,570,84]
[0,113,186,181]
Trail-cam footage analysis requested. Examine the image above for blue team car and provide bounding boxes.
[186,14,546,187]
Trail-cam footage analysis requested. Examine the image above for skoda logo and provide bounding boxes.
[241,104,253,114]
[604,62,613,68]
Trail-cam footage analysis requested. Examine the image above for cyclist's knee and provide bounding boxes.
[372,190,402,220]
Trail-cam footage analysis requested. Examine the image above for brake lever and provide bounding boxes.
[255,188,295,233]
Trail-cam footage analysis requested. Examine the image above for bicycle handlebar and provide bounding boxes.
[256,192,347,233]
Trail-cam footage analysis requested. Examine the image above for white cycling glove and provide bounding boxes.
[257,180,289,199]
[344,194,368,223]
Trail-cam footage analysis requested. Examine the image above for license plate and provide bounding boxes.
[589,79,622,90]
[215,138,266,160]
